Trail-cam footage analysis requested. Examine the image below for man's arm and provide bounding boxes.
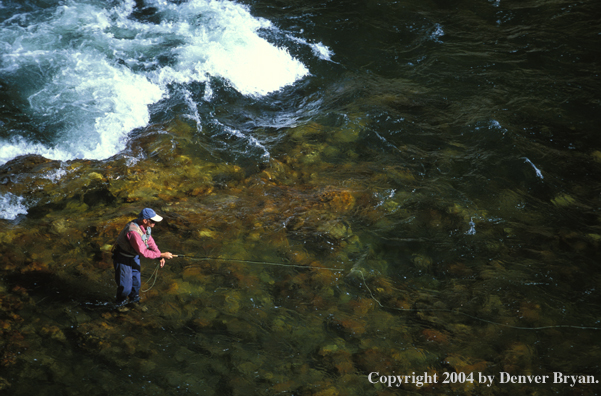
[127,231,162,259]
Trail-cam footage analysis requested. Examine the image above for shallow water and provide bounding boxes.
[1,0,600,394]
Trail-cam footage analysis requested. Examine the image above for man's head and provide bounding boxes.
[138,208,163,227]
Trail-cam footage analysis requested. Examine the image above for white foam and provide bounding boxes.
[0,193,28,220]
[150,0,309,96]
[465,217,476,235]
[430,23,444,42]
[220,123,270,159]
[286,34,335,61]
[522,157,544,179]
[26,53,165,161]
[474,119,506,134]
[490,120,502,129]
[310,42,334,61]
[182,88,203,131]
[44,167,68,183]
[0,137,72,164]
[0,0,314,164]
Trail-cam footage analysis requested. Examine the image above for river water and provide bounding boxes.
[1,0,600,394]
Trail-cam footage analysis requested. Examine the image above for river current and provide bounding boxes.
[0,0,600,395]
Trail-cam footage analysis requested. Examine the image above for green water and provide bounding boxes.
[1,0,601,394]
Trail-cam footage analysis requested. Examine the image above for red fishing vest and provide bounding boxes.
[114,220,149,256]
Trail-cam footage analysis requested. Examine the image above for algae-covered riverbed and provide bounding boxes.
[2,116,600,395]
[1,0,600,394]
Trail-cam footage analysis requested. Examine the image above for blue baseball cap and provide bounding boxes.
[138,208,163,222]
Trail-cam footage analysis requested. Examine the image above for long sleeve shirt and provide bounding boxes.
[127,224,162,259]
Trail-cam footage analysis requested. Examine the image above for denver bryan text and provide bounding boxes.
[494,372,598,387]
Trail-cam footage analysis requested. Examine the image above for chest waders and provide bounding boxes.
[113,221,151,304]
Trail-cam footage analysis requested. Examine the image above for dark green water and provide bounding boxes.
[1,0,600,395]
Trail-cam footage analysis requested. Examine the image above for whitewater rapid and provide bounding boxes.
[0,0,330,165]
[0,0,333,219]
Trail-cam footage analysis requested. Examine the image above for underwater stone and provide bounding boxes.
[317,220,352,240]
[300,145,325,165]
[518,301,543,323]
[318,189,356,213]
[271,316,292,333]
[236,361,258,376]
[502,343,535,373]
[330,350,355,376]
[310,266,341,287]
[0,230,21,244]
[356,348,394,373]
[385,167,416,182]
[551,193,577,207]
[319,344,340,355]
[481,294,507,316]
[174,346,196,363]
[182,266,208,284]
[313,386,340,396]
[137,359,158,375]
[0,377,10,391]
[412,254,432,271]
[158,301,185,321]
[66,201,92,214]
[167,280,204,298]
[289,122,325,140]
[349,298,375,316]
[586,233,601,246]
[223,291,242,314]
[190,310,217,330]
[196,229,216,239]
[87,172,104,181]
[338,291,352,304]
[227,319,257,339]
[331,314,368,336]
[422,329,449,344]
[39,325,67,343]
[122,337,137,354]
[50,219,69,235]
[329,115,366,143]
[445,262,473,277]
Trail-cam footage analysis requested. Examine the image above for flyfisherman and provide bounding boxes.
[112,208,173,310]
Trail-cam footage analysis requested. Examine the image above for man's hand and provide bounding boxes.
[159,252,173,268]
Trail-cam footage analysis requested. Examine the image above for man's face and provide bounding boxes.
[142,218,156,228]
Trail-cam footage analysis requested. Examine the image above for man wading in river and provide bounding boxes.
[112,208,173,311]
